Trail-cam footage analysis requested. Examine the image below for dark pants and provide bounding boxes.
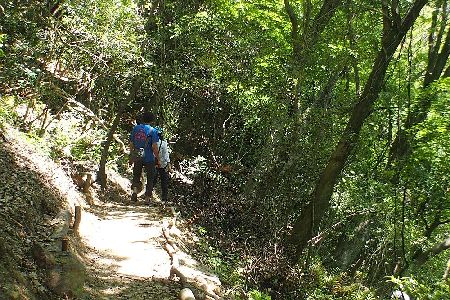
[131,158,156,197]
[153,167,169,201]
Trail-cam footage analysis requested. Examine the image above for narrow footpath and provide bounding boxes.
[2,126,221,300]
[79,201,179,299]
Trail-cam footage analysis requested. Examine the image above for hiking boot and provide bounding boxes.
[131,192,137,202]
[144,194,152,205]
[131,188,138,201]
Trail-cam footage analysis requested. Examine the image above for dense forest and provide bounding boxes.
[1,0,450,299]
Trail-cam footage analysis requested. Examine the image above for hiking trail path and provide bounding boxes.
[3,126,221,300]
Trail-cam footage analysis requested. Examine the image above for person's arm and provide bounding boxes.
[162,141,170,164]
[150,129,160,167]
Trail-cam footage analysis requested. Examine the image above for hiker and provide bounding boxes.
[129,111,160,203]
[391,290,410,300]
[153,126,171,202]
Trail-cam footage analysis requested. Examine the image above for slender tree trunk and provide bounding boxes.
[38,107,49,137]
[389,1,450,165]
[284,0,343,111]
[97,78,142,189]
[385,2,450,276]
[290,0,429,261]
[443,256,450,280]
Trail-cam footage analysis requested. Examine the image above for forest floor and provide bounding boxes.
[0,125,221,300]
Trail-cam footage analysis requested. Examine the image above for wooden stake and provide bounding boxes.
[62,237,69,252]
[83,173,92,194]
[73,205,81,231]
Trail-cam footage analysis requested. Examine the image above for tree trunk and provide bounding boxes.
[284,0,343,111]
[443,256,450,280]
[97,78,142,189]
[411,236,450,267]
[290,0,429,261]
[389,1,450,165]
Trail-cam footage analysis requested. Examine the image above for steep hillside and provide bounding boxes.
[0,125,81,299]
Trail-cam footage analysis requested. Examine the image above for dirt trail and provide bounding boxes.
[80,201,181,299]
[80,203,171,279]
[2,126,221,299]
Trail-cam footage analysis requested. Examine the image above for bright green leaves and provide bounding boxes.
[406,80,450,205]
[413,79,450,165]
[388,276,450,300]
[65,0,143,62]
[0,33,5,58]
[249,289,272,300]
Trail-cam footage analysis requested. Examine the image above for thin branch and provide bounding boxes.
[391,0,402,28]
[415,236,450,266]
[284,0,301,56]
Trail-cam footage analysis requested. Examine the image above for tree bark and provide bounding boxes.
[412,236,450,267]
[97,78,142,189]
[72,205,81,232]
[290,0,429,261]
[443,256,450,280]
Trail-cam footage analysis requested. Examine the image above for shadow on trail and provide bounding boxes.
[78,197,181,299]
[79,235,181,300]
[85,202,162,222]
[82,249,181,300]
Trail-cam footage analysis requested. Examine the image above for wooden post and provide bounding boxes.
[83,173,92,194]
[73,205,81,231]
[62,237,69,252]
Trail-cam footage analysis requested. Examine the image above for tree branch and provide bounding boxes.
[415,236,450,266]
[284,0,301,56]
[391,0,402,28]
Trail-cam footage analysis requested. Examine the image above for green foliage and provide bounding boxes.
[301,259,376,300]
[248,289,271,300]
[1,0,449,299]
[193,228,247,296]
[65,0,143,62]
[0,33,5,57]
[388,276,450,300]
[70,136,103,161]
[0,95,18,124]
[198,235,236,280]
[0,1,50,95]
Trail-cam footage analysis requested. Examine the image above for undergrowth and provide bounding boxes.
[0,140,64,299]
[171,163,385,300]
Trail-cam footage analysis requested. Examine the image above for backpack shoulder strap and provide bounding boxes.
[144,127,153,149]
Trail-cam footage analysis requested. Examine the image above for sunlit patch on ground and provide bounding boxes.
[79,203,172,279]
[100,285,126,295]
